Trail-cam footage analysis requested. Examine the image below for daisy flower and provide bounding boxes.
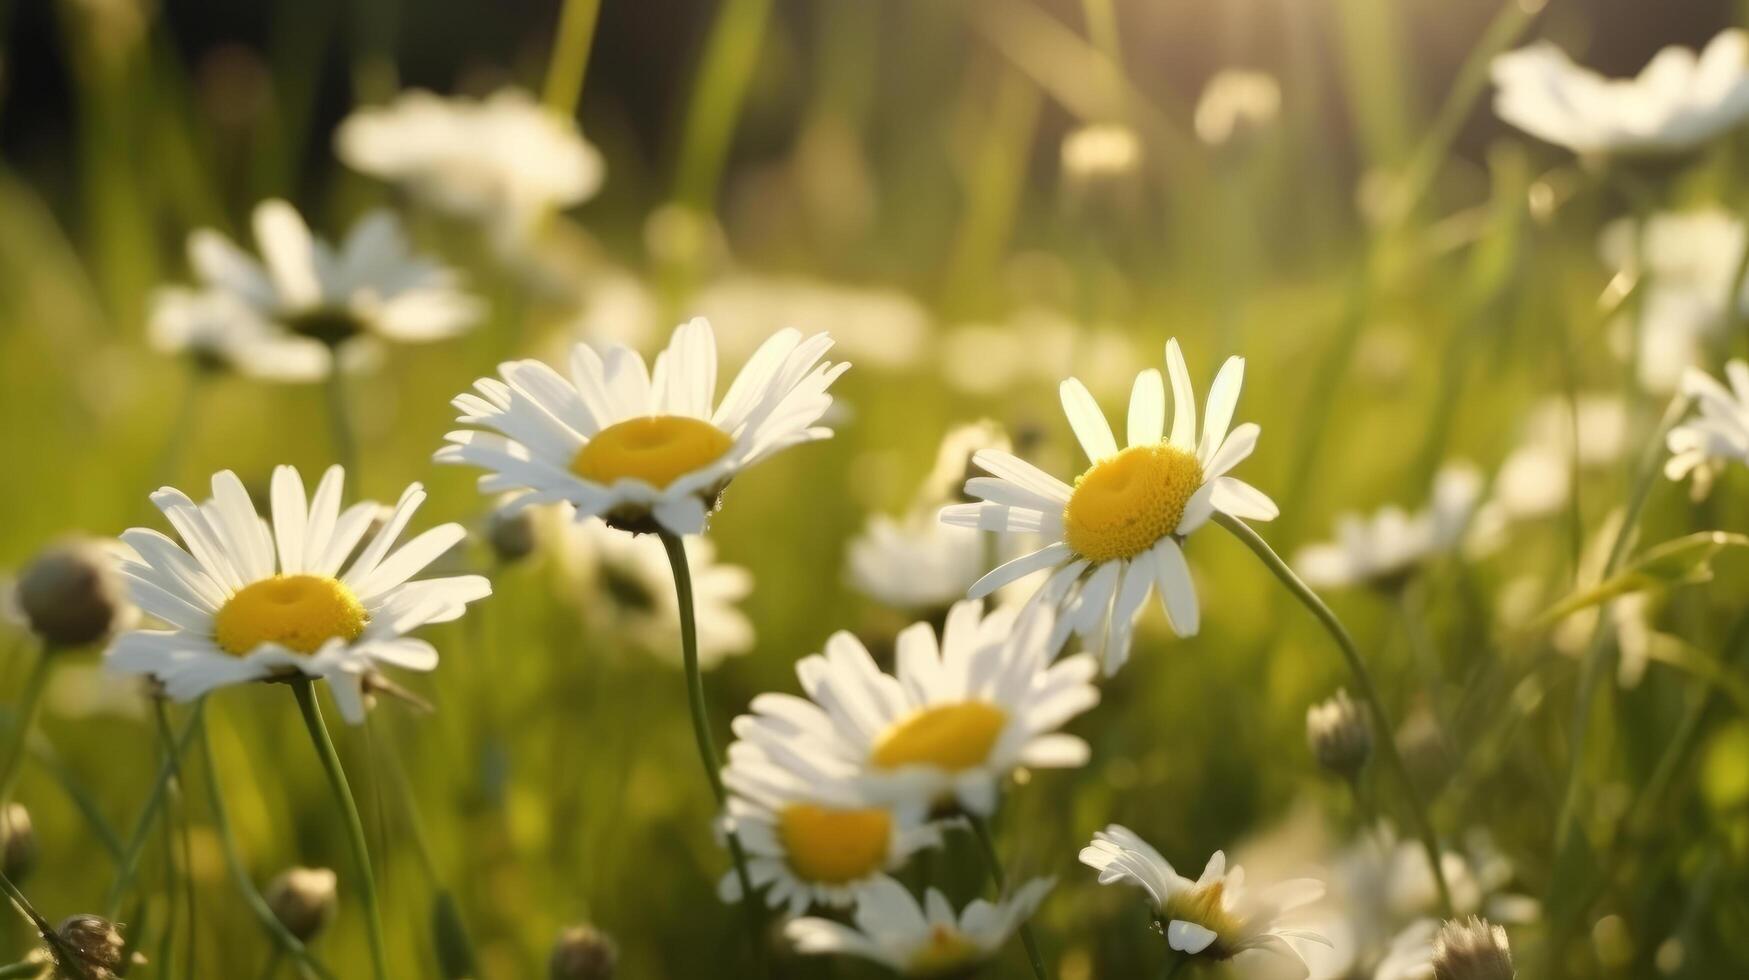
[1666,360,1749,486]
[1492,29,1749,156]
[846,514,988,614]
[731,600,1098,817]
[437,318,848,536]
[1599,210,1748,393]
[545,512,754,668]
[1293,463,1486,591]
[105,466,490,722]
[786,875,1054,977]
[1081,824,1326,978]
[717,737,939,916]
[147,287,328,382]
[335,88,605,241]
[182,199,483,366]
[942,339,1275,673]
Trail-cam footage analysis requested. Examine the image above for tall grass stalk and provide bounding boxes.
[542,0,603,120]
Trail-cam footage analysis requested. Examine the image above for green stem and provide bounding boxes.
[325,369,359,487]
[197,711,338,980]
[968,815,1049,980]
[103,702,204,917]
[1214,512,1453,916]
[291,680,388,980]
[0,961,43,978]
[656,531,765,972]
[0,653,53,806]
[1156,951,1187,978]
[0,869,87,980]
[542,0,603,119]
[375,722,479,977]
[673,0,774,213]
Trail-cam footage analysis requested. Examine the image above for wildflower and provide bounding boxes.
[732,600,1097,817]
[1666,360,1749,487]
[1306,690,1372,780]
[16,538,131,649]
[549,924,618,980]
[105,466,490,722]
[1061,123,1143,204]
[1194,69,1282,147]
[1293,463,1486,591]
[1431,917,1515,980]
[1492,394,1630,519]
[438,318,847,536]
[265,867,339,941]
[944,339,1275,672]
[1598,210,1748,393]
[147,287,327,381]
[1080,825,1326,974]
[786,875,1054,977]
[1492,29,1749,156]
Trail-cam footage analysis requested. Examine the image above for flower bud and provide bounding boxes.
[1433,917,1515,980]
[54,914,126,979]
[1306,689,1372,779]
[487,507,538,563]
[265,867,338,942]
[549,923,618,980]
[17,539,127,649]
[1,803,38,883]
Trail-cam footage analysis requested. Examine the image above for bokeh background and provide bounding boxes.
[4,0,1749,977]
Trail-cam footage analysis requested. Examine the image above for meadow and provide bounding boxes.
[1,0,1748,977]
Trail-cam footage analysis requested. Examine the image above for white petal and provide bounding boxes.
[1165,339,1198,452]
[1060,378,1118,463]
[1152,538,1200,636]
[1127,368,1166,448]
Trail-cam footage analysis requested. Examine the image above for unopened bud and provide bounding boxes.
[1433,917,1515,980]
[487,507,538,563]
[1306,689,1372,779]
[265,867,338,942]
[54,914,126,979]
[17,539,127,648]
[550,923,618,980]
[1,803,38,882]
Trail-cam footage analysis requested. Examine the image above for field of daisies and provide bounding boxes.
[7,0,1749,977]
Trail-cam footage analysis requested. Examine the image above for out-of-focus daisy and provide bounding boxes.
[847,515,987,615]
[943,339,1275,673]
[1666,360,1749,487]
[105,466,490,722]
[1081,825,1326,977]
[687,274,930,371]
[335,88,604,240]
[1060,123,1143,201]
[545,512,753,668]
[732,601,1097,816]
[1492,30,1749,156]
[717,738,938,916]
[1493,394,1630,519]
[786,875,1053,977]
[1599,209,1747,393]
[181,200,483,368]
[438,318,847,536]
[146,288,327,382]
[1294,463,1486,591]
[1194,69,1282,147]
[1550,509,1675,689]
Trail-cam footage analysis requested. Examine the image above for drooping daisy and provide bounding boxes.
[1492,29,1749,156]
[1081,825,1326,978]
[1293,463,1487,591]
[437,318,848,536]
[544,511,754,668]
[147,287,328,382]
[181,200,483,366]
[717,737,939,916]
[1666,359,1749,487]
[732,600,1098,816]
[105,466,490,722]
[786,874,1054,977]
[335,88,605,241]
[942,339,1276,673]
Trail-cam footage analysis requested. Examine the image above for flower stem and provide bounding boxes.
[672,0,773,214]
[0,868,89,980]
[968,815,1049,980]
[102,703,205,917]
[0,651,52,807]
[656,531,765,972]
[1214,511,1453,916]
[325,370,359,487]
[542,0,603,120]
[291,679,388,980]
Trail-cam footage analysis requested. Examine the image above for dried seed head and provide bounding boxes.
[1432,917,1515,980]
[1306,689,1372,779]
[549,923,618,980]
[54,914,126,979]
[487,507,538,563]
[1,803,38,883]
[265,867,339,942]
[17,539,128,649]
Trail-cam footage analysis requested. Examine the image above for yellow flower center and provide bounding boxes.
[871,702,1008,772]
[569,415,734,490]
[1161,881,1241,959]
[212,575,368,656]
[1062,443,1203,562]
[908,925,983,975]
[775,803,892,884]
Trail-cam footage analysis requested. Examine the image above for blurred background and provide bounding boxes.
[4,0,1749,977]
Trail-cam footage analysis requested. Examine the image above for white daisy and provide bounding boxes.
[847,515,987,614]
[731,600,1097,817]
[335,88,604,239]
[1492,29,1749,156]
[544,511,753,668]
[183,199,483,365]
[942,339,1276,673]
[146,287,328,382]
[1599,209,1748,393]
[1080,824,1327,978]
[716,737,939,916]
[1293,463,1486,591]
[786,874,1054,977]
[1666,359,1749,486]
[104,466,490,722]
[1493,394,1630,520]
[1194,69,1282,147]
[436,317,848,536]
